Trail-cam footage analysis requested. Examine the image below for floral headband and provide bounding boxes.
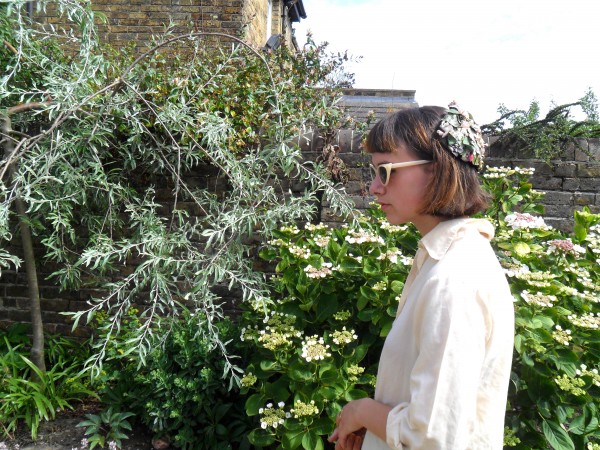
[435,102,486,169]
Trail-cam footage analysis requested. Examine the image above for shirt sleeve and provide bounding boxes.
[385,274,491,450]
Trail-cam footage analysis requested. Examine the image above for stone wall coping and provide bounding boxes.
[342,88,416,98]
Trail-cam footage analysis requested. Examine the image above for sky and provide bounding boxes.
[294,0,600,125]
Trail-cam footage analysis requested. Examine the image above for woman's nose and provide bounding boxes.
[369,177,384,196]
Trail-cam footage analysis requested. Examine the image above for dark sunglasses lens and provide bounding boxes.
[378,166,388,184]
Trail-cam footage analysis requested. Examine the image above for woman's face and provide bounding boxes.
[369,144,438,234]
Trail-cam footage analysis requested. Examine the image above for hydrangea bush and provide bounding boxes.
[240,166,600,450]
[482,167,600,450]
[239,214,420,449]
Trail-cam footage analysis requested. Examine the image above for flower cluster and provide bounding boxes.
[554,373,587,396]
[505,212,552,231]
[555,364,600,397]
[377,249,413,265]
[241,312,301,351]
[346,364,365,382]
[288,244,311,259]
[520,290,557,308]
[333,310,352,321]
[290,399,319,418]
[314,235,331,248]
[576,364,600,387]
[372,281,387,291]
[501,260,530,278]
[331,327,358,346]
[301,335,331,362]
[379,219,409,233]
[345,229,384,245]
[563,264,597,290]
[304,223,328,232]
[240,372,257,387]
[552,324,572,346]
[514,270,556,288]
[304,263,334,278]
[259,402,291,429]
[546,238,586,256]
[568,312,600,329]
[483,166,535,178]
[560,286,600,303]
[585,224,600,264]
[280,225,300,234]
[258,330,295,350]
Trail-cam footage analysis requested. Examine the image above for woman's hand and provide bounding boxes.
[328,397,391,448]
[331,428,365,450]
[328,399,369,449]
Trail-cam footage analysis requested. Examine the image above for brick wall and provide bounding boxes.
[2,89,598,334]
[485,138,600,231]
[243,0,270,47]
[34,0,301,50]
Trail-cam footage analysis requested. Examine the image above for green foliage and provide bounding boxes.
[238,167,600,449]
[482,89,600,162]
[94,308,252,450]
[239,211,419,448]
[481,167,600,449]
[77,407,135,449]
[0,329,96,440]
[0,0,362,379]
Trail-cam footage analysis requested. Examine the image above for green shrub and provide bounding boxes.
[95,308,252,450]
[0,327,96,439]
[240,166,600,450]
[239,210,420,449]
[482,167,600,449]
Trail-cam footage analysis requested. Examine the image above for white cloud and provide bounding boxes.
[295,0,600,124]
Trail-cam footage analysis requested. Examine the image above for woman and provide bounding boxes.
[328,104,515,450]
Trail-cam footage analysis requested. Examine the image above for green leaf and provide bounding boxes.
[302,431,324,450]
[282,427,305,449]
[339,257,361,272]
[390,280,404,293]
[245,394,266,416]
[319,368,339,385]
[247,429,276,447]
[344,389,368,401]
[315,295,339,321]
[543,420,575,450]
[514,242,531,256]
[259,248,277,261]
[379,318,393,337]
[310,416,334,435]
[260,360,281,372]
[288,361,314,381]
[363,259,379,276]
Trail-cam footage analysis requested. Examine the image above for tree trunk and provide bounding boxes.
[2,115,46,373]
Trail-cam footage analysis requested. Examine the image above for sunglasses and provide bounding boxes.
[370,160,432,186]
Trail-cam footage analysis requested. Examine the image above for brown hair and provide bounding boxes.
[364,106,489,217]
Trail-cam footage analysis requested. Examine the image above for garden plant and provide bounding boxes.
[0,1,599,450]
[238,166,600,450]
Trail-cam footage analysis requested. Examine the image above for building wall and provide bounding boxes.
[242,0,270,47]
[34,0,279,49]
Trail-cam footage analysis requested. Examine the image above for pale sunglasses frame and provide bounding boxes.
[370,160,432,186]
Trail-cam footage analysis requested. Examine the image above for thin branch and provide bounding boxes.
[7,101,53,115]
[3,40,18,56]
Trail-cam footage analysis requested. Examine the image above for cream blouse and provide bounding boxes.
[362,218,514,450]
